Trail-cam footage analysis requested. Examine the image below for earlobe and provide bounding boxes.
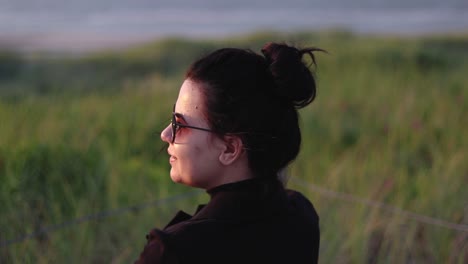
[218,135,243,165]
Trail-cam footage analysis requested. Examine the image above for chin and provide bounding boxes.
[170,173,182,183]
[169,168,181,182]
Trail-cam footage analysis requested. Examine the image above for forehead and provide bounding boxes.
[175,79,206,118]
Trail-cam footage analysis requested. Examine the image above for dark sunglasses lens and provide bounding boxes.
[171,104,176,143]
[171,116,176,143]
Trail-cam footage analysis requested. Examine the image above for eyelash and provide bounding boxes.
[173,120,187,133]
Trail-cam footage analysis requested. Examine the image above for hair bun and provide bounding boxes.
[261,42,325,108]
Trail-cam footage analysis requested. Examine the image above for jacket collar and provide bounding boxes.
[192,177,287,221]
[164,177,287,228]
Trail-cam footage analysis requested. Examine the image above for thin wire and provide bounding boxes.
[1,116,179,248]
[0,190,202,248]
[4,174,466,249]
[291,178,468,232]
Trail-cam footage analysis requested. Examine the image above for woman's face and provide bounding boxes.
[161,79,226,189]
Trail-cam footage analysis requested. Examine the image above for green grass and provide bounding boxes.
[1,30,467,263]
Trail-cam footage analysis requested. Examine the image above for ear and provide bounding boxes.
[218,135,244,166]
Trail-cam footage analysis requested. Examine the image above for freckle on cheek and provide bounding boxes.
[194,145,202,154]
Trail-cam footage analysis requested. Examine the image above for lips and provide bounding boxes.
[168,149,176,163]
[169,156,176,163]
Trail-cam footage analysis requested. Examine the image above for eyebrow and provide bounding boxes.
[173,112,187,123]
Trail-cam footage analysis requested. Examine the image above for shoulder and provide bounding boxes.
[134,228,178,264]
[134,222,218,264]
[285,189,319,224]
[284,189,320,262]
[164,218,230,245]
[286,189,316,209]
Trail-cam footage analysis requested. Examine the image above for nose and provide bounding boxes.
[160,124,172,143]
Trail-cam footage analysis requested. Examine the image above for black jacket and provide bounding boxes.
[135,177,320,264]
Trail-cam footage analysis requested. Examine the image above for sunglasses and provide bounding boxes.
[171,104,214,143]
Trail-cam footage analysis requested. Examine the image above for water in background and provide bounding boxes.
[1,0,467,52]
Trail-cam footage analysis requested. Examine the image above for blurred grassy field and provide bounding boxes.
[0,30,467,263]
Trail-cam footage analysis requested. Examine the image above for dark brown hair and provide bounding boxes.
[186,42,324,177]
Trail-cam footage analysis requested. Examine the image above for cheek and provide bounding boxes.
[172,140,203,172]
[176,138,221,187]
[185,144,212,173]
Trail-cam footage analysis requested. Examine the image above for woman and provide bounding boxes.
[135,42,323,264]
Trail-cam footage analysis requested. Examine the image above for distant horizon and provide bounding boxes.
[1,0,467,53]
